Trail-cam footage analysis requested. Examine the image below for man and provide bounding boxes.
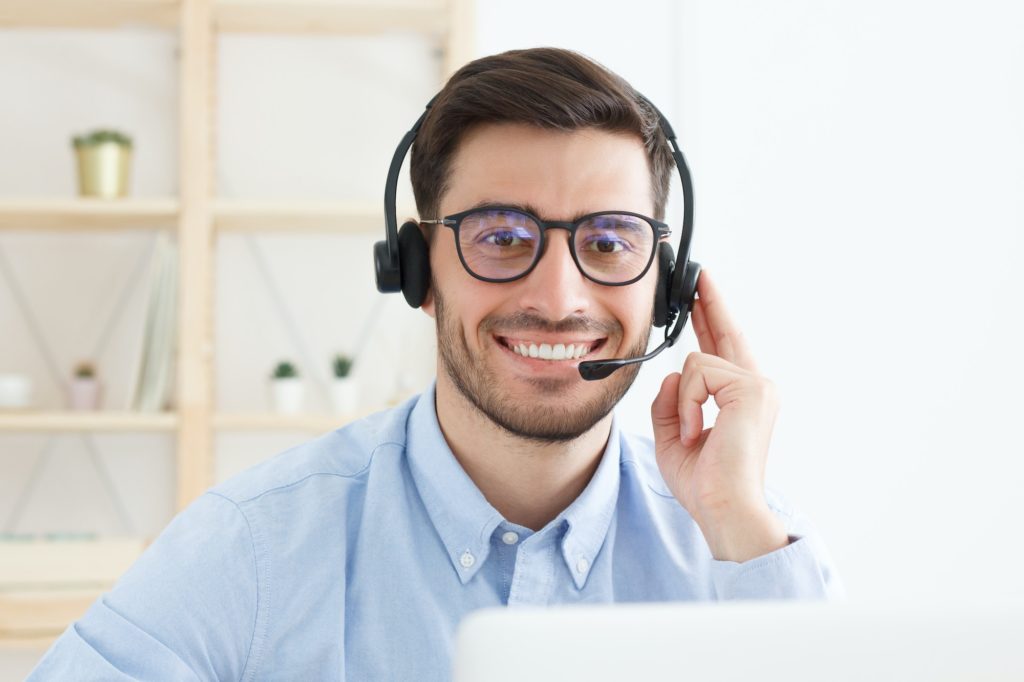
[31,48,842,680]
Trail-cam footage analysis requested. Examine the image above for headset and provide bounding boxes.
[374,91,701,381]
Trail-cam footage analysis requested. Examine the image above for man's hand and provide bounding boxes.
[651,269,789,563]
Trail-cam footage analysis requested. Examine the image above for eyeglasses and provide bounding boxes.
[422,206,671,286]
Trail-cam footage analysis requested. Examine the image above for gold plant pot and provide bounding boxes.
[75,142,132,198]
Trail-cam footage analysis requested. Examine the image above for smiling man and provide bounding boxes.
[30,48,843,681]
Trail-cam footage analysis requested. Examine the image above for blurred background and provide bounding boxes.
[1,0,1022,675]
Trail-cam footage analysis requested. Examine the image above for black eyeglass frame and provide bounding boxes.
[423,206,672,287]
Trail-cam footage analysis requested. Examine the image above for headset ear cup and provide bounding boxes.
[668,259,701,329]
[398,221,431,308]
[653,242,676,328]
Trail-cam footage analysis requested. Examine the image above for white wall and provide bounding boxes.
[675,0,1024,604]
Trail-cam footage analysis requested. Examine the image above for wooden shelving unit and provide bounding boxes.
[0,0,474,647]
[0,411,178,432]
[0,198,180,231]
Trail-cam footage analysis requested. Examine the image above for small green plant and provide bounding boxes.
[332,354,354,379]
[74,361,95,379]
[272,361,298,379]
[72,129,133,149]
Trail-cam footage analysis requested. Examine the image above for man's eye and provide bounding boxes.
[584,237,626,253]
[485,230,523,247]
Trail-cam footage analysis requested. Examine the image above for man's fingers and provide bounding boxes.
[654,354,750,446]
[651,372,684,449]
[694,269,760,373]
[677,352,750,438]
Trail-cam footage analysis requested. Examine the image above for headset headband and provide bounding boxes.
[375,88,699,372]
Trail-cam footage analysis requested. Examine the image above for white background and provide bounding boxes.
[2,0,1023,675]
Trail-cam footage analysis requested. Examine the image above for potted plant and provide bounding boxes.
[69,361,101,410]
[270,360,304,414]
[330,353,358,415]
[71,128,133,198]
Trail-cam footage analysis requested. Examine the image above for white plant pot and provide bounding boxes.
[0,374,33,409]
[330,377,359,415]
[271,378,305,414]
[69,377,101,410]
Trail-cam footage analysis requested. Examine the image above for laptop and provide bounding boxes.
[452,600,1024,681]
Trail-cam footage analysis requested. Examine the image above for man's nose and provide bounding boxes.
[516,230,590,320]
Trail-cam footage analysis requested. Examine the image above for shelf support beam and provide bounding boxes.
[176,0,215,509]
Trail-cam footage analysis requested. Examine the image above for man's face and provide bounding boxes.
[422,122,660,443]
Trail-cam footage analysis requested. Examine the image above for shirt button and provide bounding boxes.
[576,557,589,574]
[501,532,519,545]
[460,551,476,568]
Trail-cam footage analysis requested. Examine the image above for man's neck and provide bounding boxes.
[433,374,612,532]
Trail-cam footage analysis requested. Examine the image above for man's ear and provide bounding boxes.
[420,288,435,318]
[413,220,435,316]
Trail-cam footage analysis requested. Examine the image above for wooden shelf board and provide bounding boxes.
[0,537,146,590]
[0,0,180,30]
[213,198,415,232]
[0,586,107,646]
[0,198,179,231]
[0,411,178,432]
[0,539,145,642]
[213,0,447,35]
[0,631,59,650]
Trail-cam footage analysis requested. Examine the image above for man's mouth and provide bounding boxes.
[495,336,606,361]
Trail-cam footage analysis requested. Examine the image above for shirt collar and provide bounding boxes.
[405,380,622,589]
[406,381,504,584]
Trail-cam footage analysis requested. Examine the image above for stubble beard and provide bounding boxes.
[433,286,651,444]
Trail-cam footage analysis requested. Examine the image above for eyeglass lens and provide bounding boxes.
[457,209,656,283]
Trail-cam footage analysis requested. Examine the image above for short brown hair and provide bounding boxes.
[410,48,675,223]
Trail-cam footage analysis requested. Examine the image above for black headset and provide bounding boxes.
[374,92,701,381]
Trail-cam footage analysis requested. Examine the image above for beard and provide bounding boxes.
[433,285,652,444]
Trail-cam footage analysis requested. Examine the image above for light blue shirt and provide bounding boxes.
[31,382,844,680]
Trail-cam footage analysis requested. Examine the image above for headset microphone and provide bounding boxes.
[578,337,674,382]
[578,258,701,381]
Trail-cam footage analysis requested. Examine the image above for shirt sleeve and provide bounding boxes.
[27,492,261,681]
[708,488,846,601]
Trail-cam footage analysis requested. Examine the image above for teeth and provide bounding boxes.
[508,340,593,361]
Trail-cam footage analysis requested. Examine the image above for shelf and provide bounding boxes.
[0,198,179,231]
[0,589,100,643]
[0,0,451,35]
[0,0,180,30]
[213,198,416,233]
[0,411,178,432]
[0,537,147,589]
[213,0,448,35]
[0,538,146,641]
